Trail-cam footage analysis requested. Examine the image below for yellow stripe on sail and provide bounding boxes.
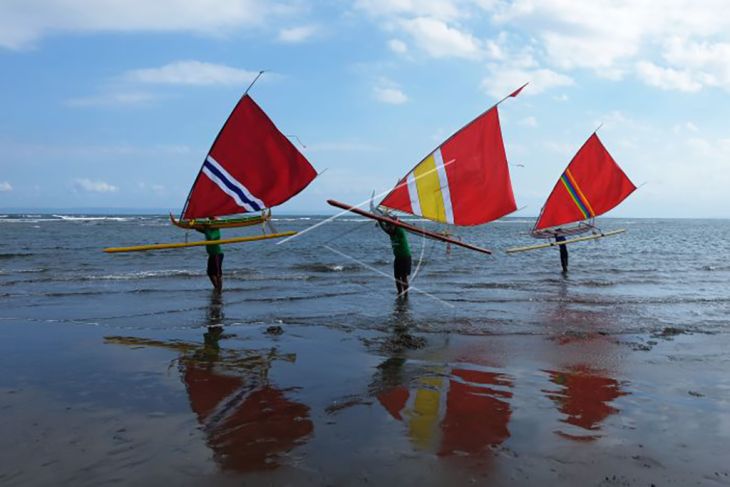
[412,153,448,223]
[408,376,442,450]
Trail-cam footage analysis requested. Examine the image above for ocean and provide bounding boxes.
[1,214,729,485]
[2,214,729,334]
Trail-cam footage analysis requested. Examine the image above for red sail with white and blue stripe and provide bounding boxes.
[181,94,317,220]
[534,133,636,232]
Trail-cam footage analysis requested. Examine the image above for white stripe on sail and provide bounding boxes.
[406,172,422,216]
[202,165,256,212]
[206,155,266,209]
[433,148,454,224]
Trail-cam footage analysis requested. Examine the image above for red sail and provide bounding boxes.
[534,133,636,231]
[379,106,516,226]
[182,95,317,220]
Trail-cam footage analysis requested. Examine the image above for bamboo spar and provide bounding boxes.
[103,231,296,253]
[505,229,626,254]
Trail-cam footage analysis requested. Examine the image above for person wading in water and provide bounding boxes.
[197,218,223,291]
[379,217,412,298]
[555,234,568,273]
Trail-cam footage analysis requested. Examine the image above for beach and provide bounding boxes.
[1,215,729,486]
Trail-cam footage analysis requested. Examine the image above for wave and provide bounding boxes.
[7,270,202,284]
[0,253,34,259]
[3,268,48,275]
[291,263,361,273]
[52,215,139,222]
[0,218,59,223]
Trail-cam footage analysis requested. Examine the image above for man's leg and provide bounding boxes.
[207,255,217,288]
[400,274,409,297]
[401,256,411,297]
[214,254,223,291]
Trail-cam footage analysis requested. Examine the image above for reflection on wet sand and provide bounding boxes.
[540,280,629,441]
[543,365,628,441]
[373,361,513,458]
[371,302,513,460]
[370,307,512,462]
[105,292,313,472]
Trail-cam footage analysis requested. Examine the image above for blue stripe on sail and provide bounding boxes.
[203,160,262,211]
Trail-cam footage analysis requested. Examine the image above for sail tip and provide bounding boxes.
[509,82,529,98]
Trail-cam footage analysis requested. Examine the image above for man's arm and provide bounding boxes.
[378,220,394,235]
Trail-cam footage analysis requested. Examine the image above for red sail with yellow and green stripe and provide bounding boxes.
[379,105,517,226]
[534,133,636,232]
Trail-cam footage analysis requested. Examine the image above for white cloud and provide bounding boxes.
[400,17,482,59]
[635,61,702,92]
[388,39,408,54]
[659,37,730,90]
[125,61,260,86]
[355,0,465,21]
[673,121,700,134]
[0,0,280,50]
[278,24,318,43]
[373,85,408,105]
[0,181,12,192]
[138,182,166,194]
[74,178,118,193]
[487,0,730,91]
[481,66,573,98]
[519,116,537,127]
[65,91,158,107]
[372,78,408,104]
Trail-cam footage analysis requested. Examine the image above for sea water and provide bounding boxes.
[1,214,729,335]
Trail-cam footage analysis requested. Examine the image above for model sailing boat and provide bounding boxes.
[105,76,317,253]
[328,84,526,254]
[506,132,636,253]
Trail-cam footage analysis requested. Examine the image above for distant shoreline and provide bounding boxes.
[0,209,727,220]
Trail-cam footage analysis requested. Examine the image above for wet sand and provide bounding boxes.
[1,316,729,486]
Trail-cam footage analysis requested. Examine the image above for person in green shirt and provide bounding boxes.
[197,219,223,291]
[379,217,411,298]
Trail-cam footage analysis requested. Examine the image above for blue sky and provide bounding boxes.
[1,0,729,217]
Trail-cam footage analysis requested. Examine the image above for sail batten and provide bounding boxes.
[182,94,316,220]
[534,133,636,232]
[380,106,517,227]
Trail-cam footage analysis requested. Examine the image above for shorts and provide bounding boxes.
[393,255,412,278]
[207,254,224,277]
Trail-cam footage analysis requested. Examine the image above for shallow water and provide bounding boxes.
[1,215,730,485]
[2,215,730,334]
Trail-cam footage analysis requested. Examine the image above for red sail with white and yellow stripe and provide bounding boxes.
[379,106,517,226]
[534,133,636,232]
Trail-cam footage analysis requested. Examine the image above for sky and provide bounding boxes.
[1,0,730,218]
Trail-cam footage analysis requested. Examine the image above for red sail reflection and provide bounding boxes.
[182,341,313,471]
[184,361,313,471]
[543,365,627,441]
[377,367,513,457]
[104,333,313,472]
